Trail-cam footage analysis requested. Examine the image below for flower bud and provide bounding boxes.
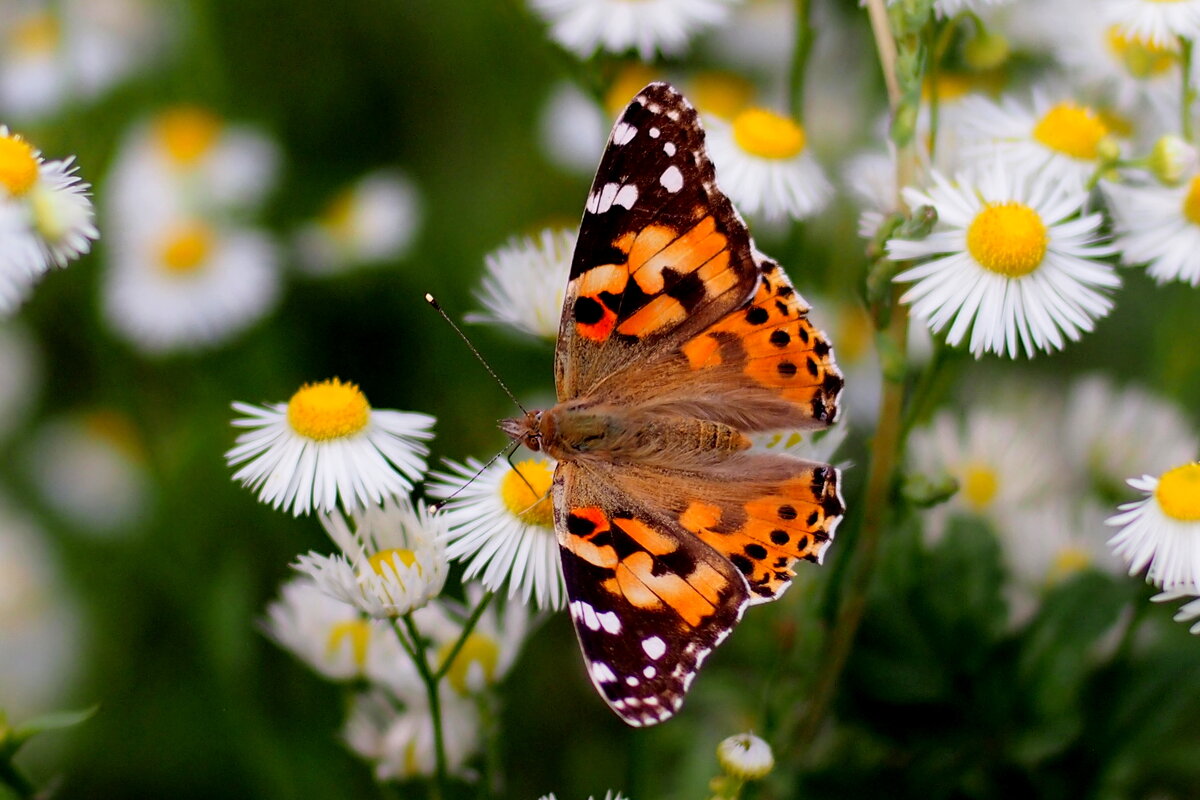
[1149,134,1198,185]
[717,732,774,780]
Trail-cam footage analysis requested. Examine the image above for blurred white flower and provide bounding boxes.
[1108,463,1200,590]
[1106,173,1200,286]
[888,158,1118,358]
[0,0,169,122]
[343,688,481,781]
[957,91,1119,188]
[1003,499,1123,591]
[528,0,739,60]
[1104,0,1200,47]
[0,321,40,441]
[227,379,434,516]
[102,216,281,353]
[265,576,412,684]
[298,499,449,619]
[467,228,573,339]
[539,82,609,176]
[27,410,150,536]
[0,501,81,720]
[428,456,565,610]
[1152,590,1200,634]
[294,170,421,276]
[1063,376,1199,494]
[706,108,833,222]
[717,732,775,780]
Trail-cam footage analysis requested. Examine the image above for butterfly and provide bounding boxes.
[502,82,844,726]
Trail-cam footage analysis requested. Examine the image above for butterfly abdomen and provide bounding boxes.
[540,403,750,464]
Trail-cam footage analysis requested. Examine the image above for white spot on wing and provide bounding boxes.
[626,676,639,687]
[591,661,617,684]
[613,122,637,145]
[587,182,636,214]
[613,183,638,209]
[660,166,684,193]
[649,127,660,138]
[642,636,666,660]
[663,141,676,156]
[597,610,621,634]
[576,601,600,631]
[643,666,656,679]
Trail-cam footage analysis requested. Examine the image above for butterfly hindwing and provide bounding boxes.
[555,82,759,401]
[555,461,750,726]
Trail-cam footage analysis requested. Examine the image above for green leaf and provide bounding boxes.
[6,705,98,755]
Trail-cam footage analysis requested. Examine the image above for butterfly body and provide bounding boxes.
[502,82,844,726]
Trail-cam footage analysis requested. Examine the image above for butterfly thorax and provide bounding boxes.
[501,402,751,464]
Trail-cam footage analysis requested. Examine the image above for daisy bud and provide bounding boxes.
[1149,135,1198,185]
[1097,136,1122,166]
[717,732,774,781]
[963,30,1010,70]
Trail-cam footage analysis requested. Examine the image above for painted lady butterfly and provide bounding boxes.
[502,82,844,726]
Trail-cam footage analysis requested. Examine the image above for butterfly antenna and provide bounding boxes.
[430,441,519,512]
[425,293,528,414]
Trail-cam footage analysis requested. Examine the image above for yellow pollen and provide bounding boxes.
[0,132,39,196]
[961,463,999,510]
[155,106,222,165]
[286,378,371,441]
[1047,546,1093,585]
[157,222,214,273]
[605,64,661,115]
[1032,102,1110,160]
[11,12,60,55]
[1106,25,1177,77]
[500,459,554,526]
[438,632,501,695]
[367,548,418,575]
[1155,463,1200,522]
[966,202,1048,277]
[690,72,755,120]
[325,620,371,667]
[732,108,807,160]
[1182,176,1200,226]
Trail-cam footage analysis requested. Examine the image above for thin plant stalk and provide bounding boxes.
[789,0,814,120]
[1182,36,1195,142]
[394,615,448,800]
[435,591,496,681]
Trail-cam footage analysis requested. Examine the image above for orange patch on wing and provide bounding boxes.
[681,335,721,370]
[626,224,678,274]
[575,300,618,342]
[577,263,628,297]
[616,294,686,336]
[615,517,678,556]
[632,216,726,294]
[688,561,730,605]
[615,561,666,611]
[561,507,619,567]
[679,501,722,532]
[620,551,715,627]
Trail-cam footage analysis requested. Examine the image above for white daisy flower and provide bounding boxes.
[706,108,833,223]
[294,170,421,276]
[428,456,565,610]
[0,321,40,441]
[845,150,898,240]
[888,159,1119,358]
[226,378,434,516]
[1151,590,1200,634]
[264,576,410,684]
[1104,0,1200,47]
[752,421,847,466]
[26,410,150,537]
[908,409,1063,542]
[1107,462,1200,590]
[297,499,449,619]
[0,500,82,720]
[1063,376,1198,495]
[528,0,739,60]
[466,228,573,340]
[717,732,775,780]
[1003,499,1123,592]
[343,688,481,781]
[102,217,280,353]
[1105,173,1200,286]
[956,91,1119,188]
[539,82,609,176]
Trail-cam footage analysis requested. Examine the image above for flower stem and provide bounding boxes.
[435,591,495,681]
[0,758,36,799]
[789,0,814,120]
[396,615,448,800]
[1181,36,1195,142]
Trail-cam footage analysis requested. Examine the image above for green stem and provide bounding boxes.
[0,757,35,799]
[788,0,814,121]
[1181,36,1195,142]
[927,17,961,161]
[396,616,447,800]
[434,592,496,681]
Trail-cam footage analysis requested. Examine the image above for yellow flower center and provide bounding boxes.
[286,378,371,441]
[0,132,39,196]
[11,12,60,55]
[499,459,554,526]
[1155,463,1200,522]
[961,462,999,510]
[836,303,872,363]
[1106,25,1177,77]
[157,222,214,274]
[154,106,222,165]
[320,188,357,238]
[690,72,755,120]
[367,548,418,575]
[1181,175,1200,226]
[82,410,145,462]
[1032,102,1109,161]
[966,202,1048,277]
[732,108,807,160]
[605,64,661,115]
[438,632,501,695]
[325,619,371,667]
[1047,546,1093,585]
